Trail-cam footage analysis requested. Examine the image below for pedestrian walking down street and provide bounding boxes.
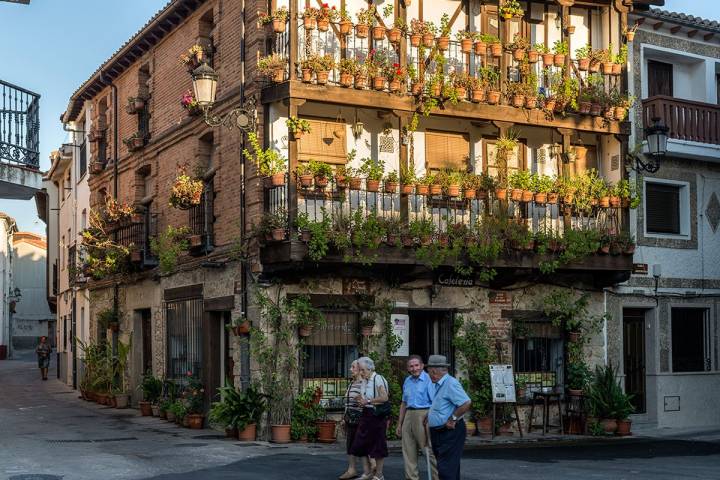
[396,355,439,480]
[339,359,366,480]
[349,356,390,480]
[35,336,52,381]
[425,355,471,480]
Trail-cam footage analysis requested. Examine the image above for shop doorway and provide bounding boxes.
[202,311,227,410]
[140,309,152,375]
[408,310,455,373]
[623,308,647,414]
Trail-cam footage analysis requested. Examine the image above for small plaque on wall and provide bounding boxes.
[633,263,649,275]
[489,291,512,304]
[342,278,370,295]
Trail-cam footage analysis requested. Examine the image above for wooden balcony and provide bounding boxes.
[260,178,633,287]
[642,96,720,146]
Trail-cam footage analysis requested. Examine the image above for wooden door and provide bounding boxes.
[623,309,646,414]
[202,311,223,412]
[647,61,673,98]
[141,309,152,375]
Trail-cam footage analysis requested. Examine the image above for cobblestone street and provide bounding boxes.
[2,352,720,480]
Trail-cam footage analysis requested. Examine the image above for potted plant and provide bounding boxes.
[97,306,120,333]
[309,159,333,189]
[566,360,592,396]
[288,294,325,337]
[508,33,529,61]
[300,56,316,83]
[409,217,434,246]
[138,371,162,416]
[400,162,417,195]
[535,43,552,67]
[266,208,288,241]
[313,55,335,85]
[260,7,289,33]
[586,365,629,434]
[360,157,384,192]
[552,40,569,67]
[291,386,325,441]
[533,174,554,205]
[576,44,592,71]
[481,34,502,58]
[169,165,204,209]
[509,170,533,203]
[179,44,208,72]
[181,372,205,429]
[123,132,145,152]
[286,116,311,140]
[615,391,635,436]
[454,317,493,436]
[479,66,500,104]
[436,13,451,51]
[624,23,639,42]
[499,0,523,19]
[355,6,374,38]
[227,315,251,335]
[257,53,286,82]
[444,170,463,198]
[338,9,352,35]
[243,132,287,187]
[338,58,358,87]
[387,62,406,93]
[456,30,477,54]
[360,312,376,337]
[384,170,399,193]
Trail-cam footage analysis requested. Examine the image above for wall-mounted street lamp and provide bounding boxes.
[191,62,256,132]
[636,117,669,174]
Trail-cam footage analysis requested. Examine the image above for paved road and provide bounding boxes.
[2,352,720,480]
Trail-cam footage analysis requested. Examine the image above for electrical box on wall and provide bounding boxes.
[664,396,681,412]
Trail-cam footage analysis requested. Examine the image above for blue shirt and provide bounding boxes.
[401,370,433,409]
[427,374,471,428]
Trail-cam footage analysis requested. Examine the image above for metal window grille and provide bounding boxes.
[302,310,360,410]
[79,141,87,177]
[165,296,203,382]
[513,329,564,392]
[188,178,214,248]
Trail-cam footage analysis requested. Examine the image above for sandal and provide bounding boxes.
[338,472,358,480]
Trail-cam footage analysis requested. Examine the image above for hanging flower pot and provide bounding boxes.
[542,53,554,67]
[604,107,615,120]
[610,196,621,208]
[401,184,414,195]
[361,325,374,337]
[271,228,287,241]
[464,188,476,200]
[410,34,421,47]
[372,25,386,41]
[373,76,386,91]
[521,190,534,203]
[317,17,330,32]
[303,15,316,30]
[349,176,362,190]
[510,188,523,202]
[298,325,313,337]
[456,86,467,100]
[534,192,547,204]
[416,184,429,196]
[490,42,503,57]
[527,50,539,63]
[430,184,443,196]
[273,18,286,33]
[578,58,590,71]
[436,36,450,51]
[234,320,251,335]
[615,107,628,121]
[512,48,526,61]
[599,196,610,208]
[612,63,622,75]
[389,27,402,43]
[366,179,380,192]
[315,175,329,188]
[355,23,369,38]
[339,20,352,35]
[589,61,601,73]
[299,174,314,188]
[626,31,636,42]
[495,187,507,200]
[601,62,614,75]
[474,41,487,56]
[302,69,313,83]
[384,181,399,193]
[422,33,434,48]
[460,38,473,54]
[553,54,566,67]
[447,184,460,197]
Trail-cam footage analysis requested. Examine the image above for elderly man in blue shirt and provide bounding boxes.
[424,355,471,480]
[396,355,438,480]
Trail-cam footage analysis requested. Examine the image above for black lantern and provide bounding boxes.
[191,62,218,109]
[636,117,669,173]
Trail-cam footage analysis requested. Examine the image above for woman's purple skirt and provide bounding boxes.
[349,409,388,459]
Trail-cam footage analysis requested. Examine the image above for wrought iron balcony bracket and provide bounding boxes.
[202,97,257,133]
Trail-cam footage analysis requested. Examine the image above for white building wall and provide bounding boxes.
[11,236,53,348]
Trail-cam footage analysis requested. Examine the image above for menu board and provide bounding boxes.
[391,314,409,357]
[489,364,516,403]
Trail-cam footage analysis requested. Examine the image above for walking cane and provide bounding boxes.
[423,422,433,480]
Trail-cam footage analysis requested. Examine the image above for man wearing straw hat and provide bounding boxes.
[424,355,471,480]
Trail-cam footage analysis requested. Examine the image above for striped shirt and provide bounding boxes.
[345,379,364,414]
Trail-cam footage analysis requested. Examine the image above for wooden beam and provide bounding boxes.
[687,29,698,38]
[670,25,681,34]
[653,21,663,30]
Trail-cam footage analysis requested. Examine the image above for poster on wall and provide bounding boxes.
[391,314,409,357]
[489,364,516,403]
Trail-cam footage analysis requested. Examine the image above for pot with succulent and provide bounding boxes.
[355,6,373,38]
[243,132,287,187]
[482,33,502,58]
[552,40,569,67]
[338,58,358,87]
[508,33,529,61]
[456,30,477,54]
[286,116,311,140]
[360,157,384,192]
[257,53,286,83]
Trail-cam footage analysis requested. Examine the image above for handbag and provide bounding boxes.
[371,375,392,418]
[343,383,362,425]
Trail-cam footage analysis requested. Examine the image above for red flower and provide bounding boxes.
[322,3,328,7]
[393,63,400,68]
[186,370,192,377]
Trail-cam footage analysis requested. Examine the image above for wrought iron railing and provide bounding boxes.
[114,210,158,265]
[188,179,215,251]
[0,79,40,168]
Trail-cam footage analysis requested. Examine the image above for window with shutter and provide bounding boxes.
[425,131,470,171]
[671,308,709,373]
[297,118,347,165]
[645,182,680,234]
[647,60,673,98]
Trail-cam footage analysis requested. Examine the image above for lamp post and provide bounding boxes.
[635,117,669,174]
[191,62,256,132]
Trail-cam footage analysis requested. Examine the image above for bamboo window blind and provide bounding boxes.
[425,131,470,171]
[297,118,347,165]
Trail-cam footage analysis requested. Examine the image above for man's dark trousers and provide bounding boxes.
[429,419,466,480]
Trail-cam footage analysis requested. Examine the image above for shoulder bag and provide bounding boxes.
[372,375,392,418]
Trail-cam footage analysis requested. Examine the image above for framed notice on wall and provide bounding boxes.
[489,364,516,403]
[391,314,409,357]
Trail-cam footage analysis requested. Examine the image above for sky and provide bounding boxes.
[0,0,717,236]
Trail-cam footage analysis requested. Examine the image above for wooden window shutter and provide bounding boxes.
[297,118,347,165]
[425,131,470,171]
[484,139,523,177]
[646,183,680,234]
[568,146,597,176]
[648,61,673,98]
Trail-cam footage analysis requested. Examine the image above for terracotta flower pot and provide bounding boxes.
[477,416,493,435]
[567,388,584,397]
[347,177,361,190]
[626,31,635,42]
[385,182,398,193]
[578,58,590,71]
[460,38,473,53]
[355,24,369,38]
[186,413,204,429]
[401,235,415,247]
[601,418,618,434]
[271,172,286,186]
[299,174,313,188]
[487,90,501,105]
[456,87,467,100]
[389,79,401,92]
[372,25,386,41]
[271,228,287,241]
[623,244,636,256]
[512,48,526,61]
[473,41,487,56]
[512,95,525,108]
[416,184,429,196]
[534,192,547,204]
[430,184,443,196]
[354,74,368,89]
[601,62,614,75]
[447,185,460,197]
[599,196,610,208]
[525,96,537,109]
[471,88,486,103]
[495,188,507,200]
[366,179,380,192]
[578,101,591,115]
[610,196,621,208]
[189,234,203,248]
[589,61,601,73]
[339,72,353,87]
[545,99,557,111]
[389,28,402,43]
[547,192,559,204]
[554,54,566,67]
[437,36,450,51]
[422,33,434,48]
[615,107,627,121]
[527,50,539,63]
[568,331,581,343]
[590,103,603,116]
[612,63,622,75]
[616,419,632,436]
[239,423,258,441]
[411,82,424,95]
[273,18,286,33]
[303,16,316,30]
[302,69,313,83]
[361,325,374,336]
[464,189,476,200]
[410,34,421,47]
[298,325,313,337]
[339,20,352,35]
[373,76,386,91]
[542,54,554,67]
[314,175,329,188]
[316,70,329,85]
[139,401,153,416]
[317,17,330,32]
[235,320,251,334]
[316,420,337,443]
[401,184,414,195]
[511,188,523,202]
[490,42,503,57]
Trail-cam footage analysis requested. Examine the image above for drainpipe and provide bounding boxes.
[239,0,250,391]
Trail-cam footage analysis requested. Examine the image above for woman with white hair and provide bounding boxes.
[339,359,365,479]
[349,356,390,480]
